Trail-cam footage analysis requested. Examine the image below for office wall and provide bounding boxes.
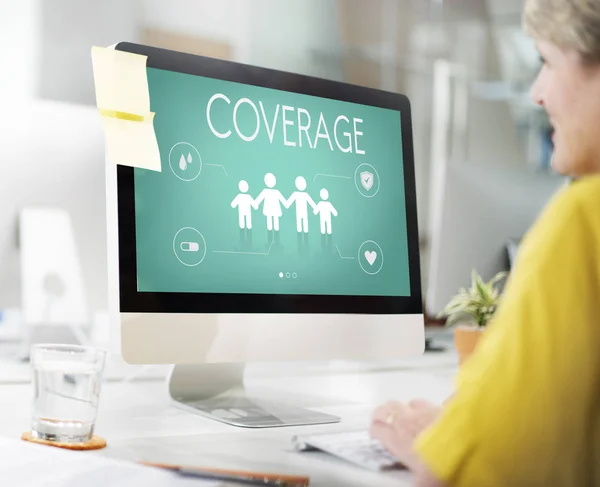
[140,28,234,61]
[143,0,244,61]
[460,22,526,169]
[0,0,39,101]
[143,0,243,43]
[143,0,344,80]
[242,0,343,80]
[36,0,141,105]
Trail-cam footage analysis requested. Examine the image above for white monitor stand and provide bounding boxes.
[104,42,425,428]
[117,312,424,428]
[167,363,339,428]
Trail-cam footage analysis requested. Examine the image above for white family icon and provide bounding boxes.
[231,173,338,235]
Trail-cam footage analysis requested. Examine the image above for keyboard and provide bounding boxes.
[292,430,403,471]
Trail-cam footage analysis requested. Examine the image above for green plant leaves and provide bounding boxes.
[437,269,507,328]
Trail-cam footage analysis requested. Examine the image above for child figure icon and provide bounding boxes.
[314,188,338,235]
[230,180,257,230]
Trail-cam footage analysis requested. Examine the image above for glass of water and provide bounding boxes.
[30,344,107,443]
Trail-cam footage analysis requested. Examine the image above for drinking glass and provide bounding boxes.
[30,344,106,443]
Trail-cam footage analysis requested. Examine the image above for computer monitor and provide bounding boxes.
[426,161,567,317]
[105,42,423,427]
[0,99,107,342]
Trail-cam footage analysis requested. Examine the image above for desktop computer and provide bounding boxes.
[105,42,424,427]
[0,100,108,347]
[426,161,567,317]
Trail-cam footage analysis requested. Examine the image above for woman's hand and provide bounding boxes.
[369,399,442,471]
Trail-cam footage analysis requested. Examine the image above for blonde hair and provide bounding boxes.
[523,0,600,62]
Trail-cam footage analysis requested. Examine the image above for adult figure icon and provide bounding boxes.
[253,173,287,231]
[285,176,317,233]
[314,188,338,235]
[230,180,256,230]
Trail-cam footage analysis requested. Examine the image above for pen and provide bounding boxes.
[140,461,310,487]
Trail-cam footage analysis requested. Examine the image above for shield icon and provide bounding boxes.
[360,171,374,191]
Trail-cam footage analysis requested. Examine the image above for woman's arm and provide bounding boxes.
[414,462,447,487]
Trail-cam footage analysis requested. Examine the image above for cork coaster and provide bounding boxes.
[21,431,107,450]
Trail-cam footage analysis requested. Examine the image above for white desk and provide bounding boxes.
[0,344,457,487]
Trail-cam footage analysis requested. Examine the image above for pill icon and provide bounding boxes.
[180,241,199,252]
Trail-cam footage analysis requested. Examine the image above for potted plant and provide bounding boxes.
[438,269,507,365]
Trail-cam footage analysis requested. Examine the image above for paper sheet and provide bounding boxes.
[100,114,162,172]
[91,46,162,172]
[0,437,220,486]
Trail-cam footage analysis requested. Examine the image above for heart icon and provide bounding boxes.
[365,250,377,266]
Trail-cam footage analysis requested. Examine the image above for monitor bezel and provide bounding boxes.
[114,42,422,315]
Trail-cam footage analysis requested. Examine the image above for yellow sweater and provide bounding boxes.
[415,174,600,486]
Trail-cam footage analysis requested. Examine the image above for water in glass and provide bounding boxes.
[30,345,105,443]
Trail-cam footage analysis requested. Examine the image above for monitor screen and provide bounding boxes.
[132,68,411,298]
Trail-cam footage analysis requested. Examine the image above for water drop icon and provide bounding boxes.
[187,153,192,164]
[179,154,187,171]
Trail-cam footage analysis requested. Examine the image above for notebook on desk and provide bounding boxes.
[0,437,220,486]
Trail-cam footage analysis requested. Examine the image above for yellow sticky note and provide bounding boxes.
[91,46,150,116]
[91,46,161,172]
[100,115,161,172]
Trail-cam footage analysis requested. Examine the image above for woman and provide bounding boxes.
[253,172,287,232]
[370,1,600,485]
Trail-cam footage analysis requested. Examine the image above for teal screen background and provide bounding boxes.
[134,67,411,296]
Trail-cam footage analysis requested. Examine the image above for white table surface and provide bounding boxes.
[0,336,457,487]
